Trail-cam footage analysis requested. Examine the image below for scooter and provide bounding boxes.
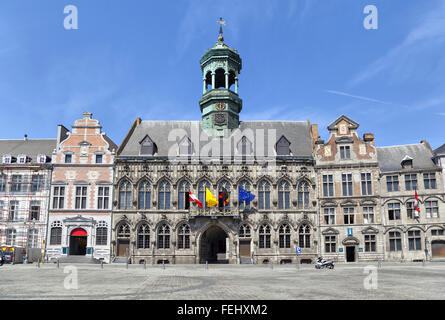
[315,256,334,269]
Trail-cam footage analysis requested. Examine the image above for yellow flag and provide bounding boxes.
[206,188,218,207]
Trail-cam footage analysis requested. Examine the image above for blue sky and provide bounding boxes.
[0,0,444,149]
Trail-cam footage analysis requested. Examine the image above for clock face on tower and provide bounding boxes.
[215,102,226,111]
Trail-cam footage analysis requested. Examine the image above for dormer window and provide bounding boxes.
[140,135,156,155]
[401,156,413,169]
[276,135,291,156]
[179,136,192,155]
[237,136,252,155]
[37,154,47,164]
[340,146,351,159]
[2,155,11,164]
[18,155,26,164]
[95,154,103,164]
[65,154,72,163]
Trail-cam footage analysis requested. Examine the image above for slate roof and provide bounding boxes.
[376,143,437,172]
[434,143,445,156]
[118,121,313,159]
[0,139,56,164]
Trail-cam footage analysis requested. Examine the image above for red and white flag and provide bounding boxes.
[189,191,203,209]
[414,190,420,218]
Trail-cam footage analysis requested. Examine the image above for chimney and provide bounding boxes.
[24,134,28,141]
[420,140,433,153]
[363,133,375,146]
[83,111,92,119]
[311,124,319,146]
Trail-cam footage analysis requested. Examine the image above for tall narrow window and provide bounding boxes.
[138,181,151,210]
[28,229,38,248]
[364,234,376,252]
[0,175,5,192]
[52,186,65,209]
[362,206,374,224]
[361,173,372,195]
[388,202,401,220]
[297,181,310,209]
[96,221,108,246]
[279,224,291,248]
[386,175,399,192]
[158,181,171,210]
[342,174,353,196]
[325,236,336,253]
[322,175,334,197]
[178,181,190,210]
[424,173,436,189]
[405,174,417,191]
[75,186,88,209]
[299,224,311,248]
[324,207,335,225]
[198,180,211,211]
[389,231,402,251]
[97,186,110,209]
[30,201,40,221]
[137,224,150,249]
[239,180,251,210]
[340,146,351,159]
[407,201,415,219]
[50,221,62,245]
[343,207,355,224]
[178,224,190,249]
[258,180,270,210]
[119,181,132,209]
[8,201,18,221]
[31,175,44,192]
[157,224,170,249]
[218,180,231,212]
[11,175,22,192]
[278,180,290,209]
[408,230,421,251]
[95,154,103,164]
[259,225,271,249]
[6,229,16,246]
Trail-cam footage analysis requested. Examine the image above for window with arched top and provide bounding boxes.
[50,221,62,245]
[138,181,151,210]
[298,181,310,209]
[158,180,171,210]
[298,224,311,248]
[119,181,132,209]
[239,224,251,238]
[279,224,291,248]
[218,180,231,211]
[137,223,150,249]
[157,224,170,249]
[198,180,211,211]
[178,181,190,210]
[96,221,108,246]
[178,224,190,249]
[258,180,270,210]
[117,223,130,239]
[259,224,271,249]
[238,180,251,210]
[278,180,290,209]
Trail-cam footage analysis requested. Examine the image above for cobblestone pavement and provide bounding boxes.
[0,262,444,300]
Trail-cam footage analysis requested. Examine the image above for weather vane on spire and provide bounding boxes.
[217,17,226,41]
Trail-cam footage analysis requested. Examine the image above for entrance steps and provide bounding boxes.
[56,256,101,264]
[112,257,129,264]
[240,257,253,264]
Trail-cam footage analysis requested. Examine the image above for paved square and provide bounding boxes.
[0,262,444,299]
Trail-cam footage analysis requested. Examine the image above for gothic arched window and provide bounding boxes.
[239,224,251,238]
[298,224,311,248]
[178,224,190,249]
[258,180,270,210]
[178,181,190,210]
[119,181,132,209]
[137,223,150,249]
[157,224,170,249]
[198,180,211,211]
[138,181,151,210]
[158,180,171,210]
[298,181,310,209]
[218,180,231,211]
[278,180,290,209]
[279,224,291,248]
[259,224,271,249]
[117,223,130,239]
[239,180,251,210]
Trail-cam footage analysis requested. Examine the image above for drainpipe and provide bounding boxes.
[43,164,53,263]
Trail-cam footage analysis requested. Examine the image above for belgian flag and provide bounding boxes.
[218,188,229,209]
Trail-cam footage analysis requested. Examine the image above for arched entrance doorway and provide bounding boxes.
[200,225,228,264]
[69,228,87,255]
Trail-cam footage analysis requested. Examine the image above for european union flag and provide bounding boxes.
[239,187,255,204]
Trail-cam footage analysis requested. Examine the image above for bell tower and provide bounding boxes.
[199,19,242,135]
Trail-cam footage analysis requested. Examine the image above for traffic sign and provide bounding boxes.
[296,247,302,255]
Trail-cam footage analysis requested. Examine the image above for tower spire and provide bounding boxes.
[217,17,225,42]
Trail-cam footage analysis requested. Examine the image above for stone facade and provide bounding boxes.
[46,112,117,263]
[314,115,384,263]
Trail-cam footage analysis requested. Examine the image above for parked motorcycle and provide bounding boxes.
[315,256,334,269]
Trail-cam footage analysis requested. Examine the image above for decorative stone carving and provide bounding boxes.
[214,113,227,126]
